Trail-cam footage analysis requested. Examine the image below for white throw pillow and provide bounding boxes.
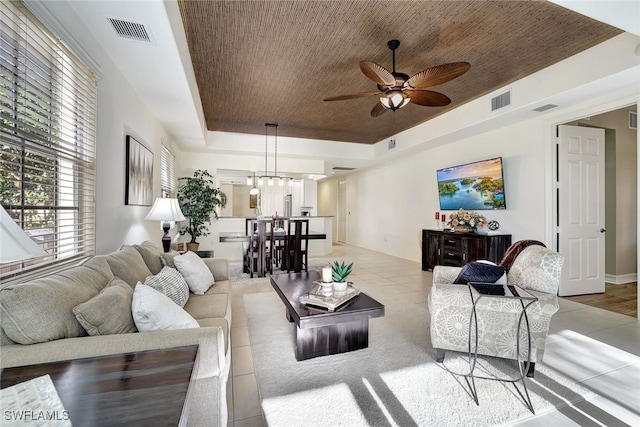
[173,251,215,295]
[131,283,200,331]
[144,266,190,307]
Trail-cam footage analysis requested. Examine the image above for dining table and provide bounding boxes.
[219,230,327,275]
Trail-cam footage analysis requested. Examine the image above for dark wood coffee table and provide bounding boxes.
[270,271,385,360]
[0,345,198,426]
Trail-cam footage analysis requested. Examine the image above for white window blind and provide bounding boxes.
[0,1,97,281]
[160,144,176,197]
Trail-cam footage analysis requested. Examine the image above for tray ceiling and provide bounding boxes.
[178,0,622,144]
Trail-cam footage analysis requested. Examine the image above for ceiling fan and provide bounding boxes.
[323,39,471,117]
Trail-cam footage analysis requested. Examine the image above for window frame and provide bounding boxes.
[1,1,97,282]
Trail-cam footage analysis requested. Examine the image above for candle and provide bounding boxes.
[441,213,446,223]
[435,212,440,220]
[322,264,332,283]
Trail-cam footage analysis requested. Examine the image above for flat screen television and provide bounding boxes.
[437,157,506,210]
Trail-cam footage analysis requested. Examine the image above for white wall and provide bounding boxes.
[94,60,182,253]
[319,116,549,262]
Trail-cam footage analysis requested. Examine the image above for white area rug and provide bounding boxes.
[244,291,596,427]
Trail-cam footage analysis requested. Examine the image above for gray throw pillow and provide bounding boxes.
[102,245,153,288]
[144,266,190,307]
[161,250,181,269]
[133,241,164,275]
[0,257,113,344]
[73,277,138,336]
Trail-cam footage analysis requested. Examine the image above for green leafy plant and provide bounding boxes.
[177,169,227,243]
[331,261,353,283]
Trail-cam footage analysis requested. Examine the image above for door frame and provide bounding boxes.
[544,94,638,308]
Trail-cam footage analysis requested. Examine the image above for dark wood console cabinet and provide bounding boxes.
[421,229,512,271]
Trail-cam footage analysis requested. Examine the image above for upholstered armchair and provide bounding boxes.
[428,244,564,376]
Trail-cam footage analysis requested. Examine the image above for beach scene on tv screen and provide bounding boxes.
[437,158,506,210]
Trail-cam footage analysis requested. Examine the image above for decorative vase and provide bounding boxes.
[333,281,348,292]
[186,242,200,252]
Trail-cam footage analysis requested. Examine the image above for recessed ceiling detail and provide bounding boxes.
[177,0,622,144]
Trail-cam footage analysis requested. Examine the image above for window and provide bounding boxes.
[0,1,97,281]
[160,144,176,198]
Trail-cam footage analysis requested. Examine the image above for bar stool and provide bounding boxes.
[284,219,309,273]
[245,219,274,277]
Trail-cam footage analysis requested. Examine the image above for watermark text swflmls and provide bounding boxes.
[4,410,70,421]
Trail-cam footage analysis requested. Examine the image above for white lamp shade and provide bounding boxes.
[249,186,260,195]
[0,206,47,264]
[145,198,185,222]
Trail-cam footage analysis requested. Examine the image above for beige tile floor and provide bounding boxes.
[227,244,640,426]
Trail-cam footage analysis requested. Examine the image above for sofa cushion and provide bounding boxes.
[73,276,137,336]
[174,251,215,295]
[144,266,189,307]
[0,257,113,344]
[102,245,153,288]
[132,284,200,331]
[133,240,164,275]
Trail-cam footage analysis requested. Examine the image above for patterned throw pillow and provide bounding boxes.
[143,266,189,307]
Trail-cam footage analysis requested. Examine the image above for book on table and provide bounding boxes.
[299,281,360,311]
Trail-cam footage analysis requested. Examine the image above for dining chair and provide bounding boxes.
[245,219,274,277]
[284,219,309,273]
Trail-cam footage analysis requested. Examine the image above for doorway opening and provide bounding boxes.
[557,105,637,317]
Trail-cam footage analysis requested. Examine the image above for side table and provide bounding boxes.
[465,282,538,413]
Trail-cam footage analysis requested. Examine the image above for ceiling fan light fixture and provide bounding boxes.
[381,90,409,111]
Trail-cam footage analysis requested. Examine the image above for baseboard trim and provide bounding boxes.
[605,273,637,285]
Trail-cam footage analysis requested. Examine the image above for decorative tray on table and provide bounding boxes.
[299,281,360,312]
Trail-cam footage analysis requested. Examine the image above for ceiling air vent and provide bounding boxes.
[491,90,511,111]
[332,167,356,171]
[533,104,558,112]
[629,111,637,129]
[108,18,152,43]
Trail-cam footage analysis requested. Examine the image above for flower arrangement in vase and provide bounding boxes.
[446,208,486,233]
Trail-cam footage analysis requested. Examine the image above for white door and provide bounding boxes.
[557,125,606,296]
[338,180,347,243]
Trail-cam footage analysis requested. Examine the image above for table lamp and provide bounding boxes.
[0,206,48,264]
[145,198,185,252]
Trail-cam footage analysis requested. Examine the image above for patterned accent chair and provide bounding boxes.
[428,245,564,376]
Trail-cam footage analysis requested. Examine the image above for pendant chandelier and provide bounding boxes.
[247,123,290,189]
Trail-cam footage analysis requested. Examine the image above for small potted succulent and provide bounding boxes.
[331,261,353,291]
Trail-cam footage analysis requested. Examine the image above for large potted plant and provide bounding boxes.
[177,169,227,251]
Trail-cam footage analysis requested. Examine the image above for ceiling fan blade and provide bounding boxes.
[370,101,388,117]
[360,61,396,87]
[323,91,381,102]
[406,89,451,107]
[406,62,471,89]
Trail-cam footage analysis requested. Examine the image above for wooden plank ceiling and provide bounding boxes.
[178,0,622,145]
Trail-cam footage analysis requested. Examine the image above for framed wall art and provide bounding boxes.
[125,135,153,206]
